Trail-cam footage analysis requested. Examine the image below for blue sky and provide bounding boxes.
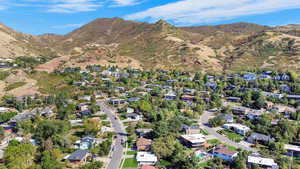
[0,0,300,35]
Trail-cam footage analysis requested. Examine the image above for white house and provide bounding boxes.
[284,144,300,157]
[247,156,279,169]
[136,151,158,166]
[180,134,206,148]
[223,123,250,136]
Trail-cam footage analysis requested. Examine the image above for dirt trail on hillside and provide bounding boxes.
[36,55,71,73]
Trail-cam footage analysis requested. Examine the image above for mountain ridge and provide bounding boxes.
[1,18,300,73]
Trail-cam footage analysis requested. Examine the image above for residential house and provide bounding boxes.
[218,114,234,123]
[115,87,125,93]
[247,156,279,169]
[284,144,300,157]
[205,82,217,90]
[247,110,264,120]
[126,113,143,121]
[223,123,250,136]
[264,101,274,110]
[181,124,200,134]
[65,150,90,164]
[274,74,290,81]
[2,125,13,135]
[180,134,206,148]
[37,107,54,117]
[9,112,35,124]
[75,136,95,150]
[262,92,283,99]
[287,95,300,101]
[163,85,172,89]
[243,73,256,81]
[126,107,134,114]
[69,120,83,127]
[128,97,141,102]
[279,84,291,93]
[231,106,249,115]
[78,95,91,101]
[109,98,126,105]
[180,95,195,102]
[259,74,272,80]
[0,107,10,113]
[183,88,196,95]
[101,78,111,81]
[77,103,90,111]
[136,129,153,137]
[73,81,87,86]
[164,92,177,101]
[136,137,152,151]
[247,133,274,144]
[136,151,158,166]
[80,110,92,117]
[213,146,238,161]
[226,97,241,102]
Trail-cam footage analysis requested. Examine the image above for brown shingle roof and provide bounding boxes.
[214,146,237,156]
[136,137,152,151]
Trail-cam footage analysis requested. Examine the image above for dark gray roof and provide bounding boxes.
[68,150,89,161]
[218,114,234,121]
[248,132,274,142]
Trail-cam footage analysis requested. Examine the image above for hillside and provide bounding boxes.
[181,22,270,35]
[2,18,300,73]
[0,23,57,59]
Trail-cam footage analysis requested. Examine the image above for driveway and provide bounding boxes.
[199,111,257,152]
[97,101,127,169]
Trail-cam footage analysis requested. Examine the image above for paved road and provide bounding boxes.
[97,101,127,169]
[199,111,257,152]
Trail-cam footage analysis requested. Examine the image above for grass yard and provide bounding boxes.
[198,161,209,168]
[5,82,26,91]
[126,150,137,155]
[200,128,209,135]
[227,145,239,151]
[159,159,172,167]
[207,139,221,145]
[122,158,138,168]
[218,129,243,142]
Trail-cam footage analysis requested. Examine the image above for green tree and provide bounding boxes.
[4,143,36,169]
[84,118,101,136]
[34,120,70,149]
[97,140,112,156]
[40,150,63,169]
[289,72,298,82]
[291,110,300,121]
[209,116,225,127]
[152,135,179,159]
[78,161,103,169]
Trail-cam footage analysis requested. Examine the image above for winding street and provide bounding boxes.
[199,111,258,152]
[97,101,127,169]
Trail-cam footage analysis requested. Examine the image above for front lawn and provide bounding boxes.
[126,150,137,155]
[122,158,138,168]
[218,129,243,142]
[159,159,172,167]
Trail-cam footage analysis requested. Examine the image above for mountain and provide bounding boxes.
[2,18,300,73]
[181,22,270,35]
[0,23,57,58]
